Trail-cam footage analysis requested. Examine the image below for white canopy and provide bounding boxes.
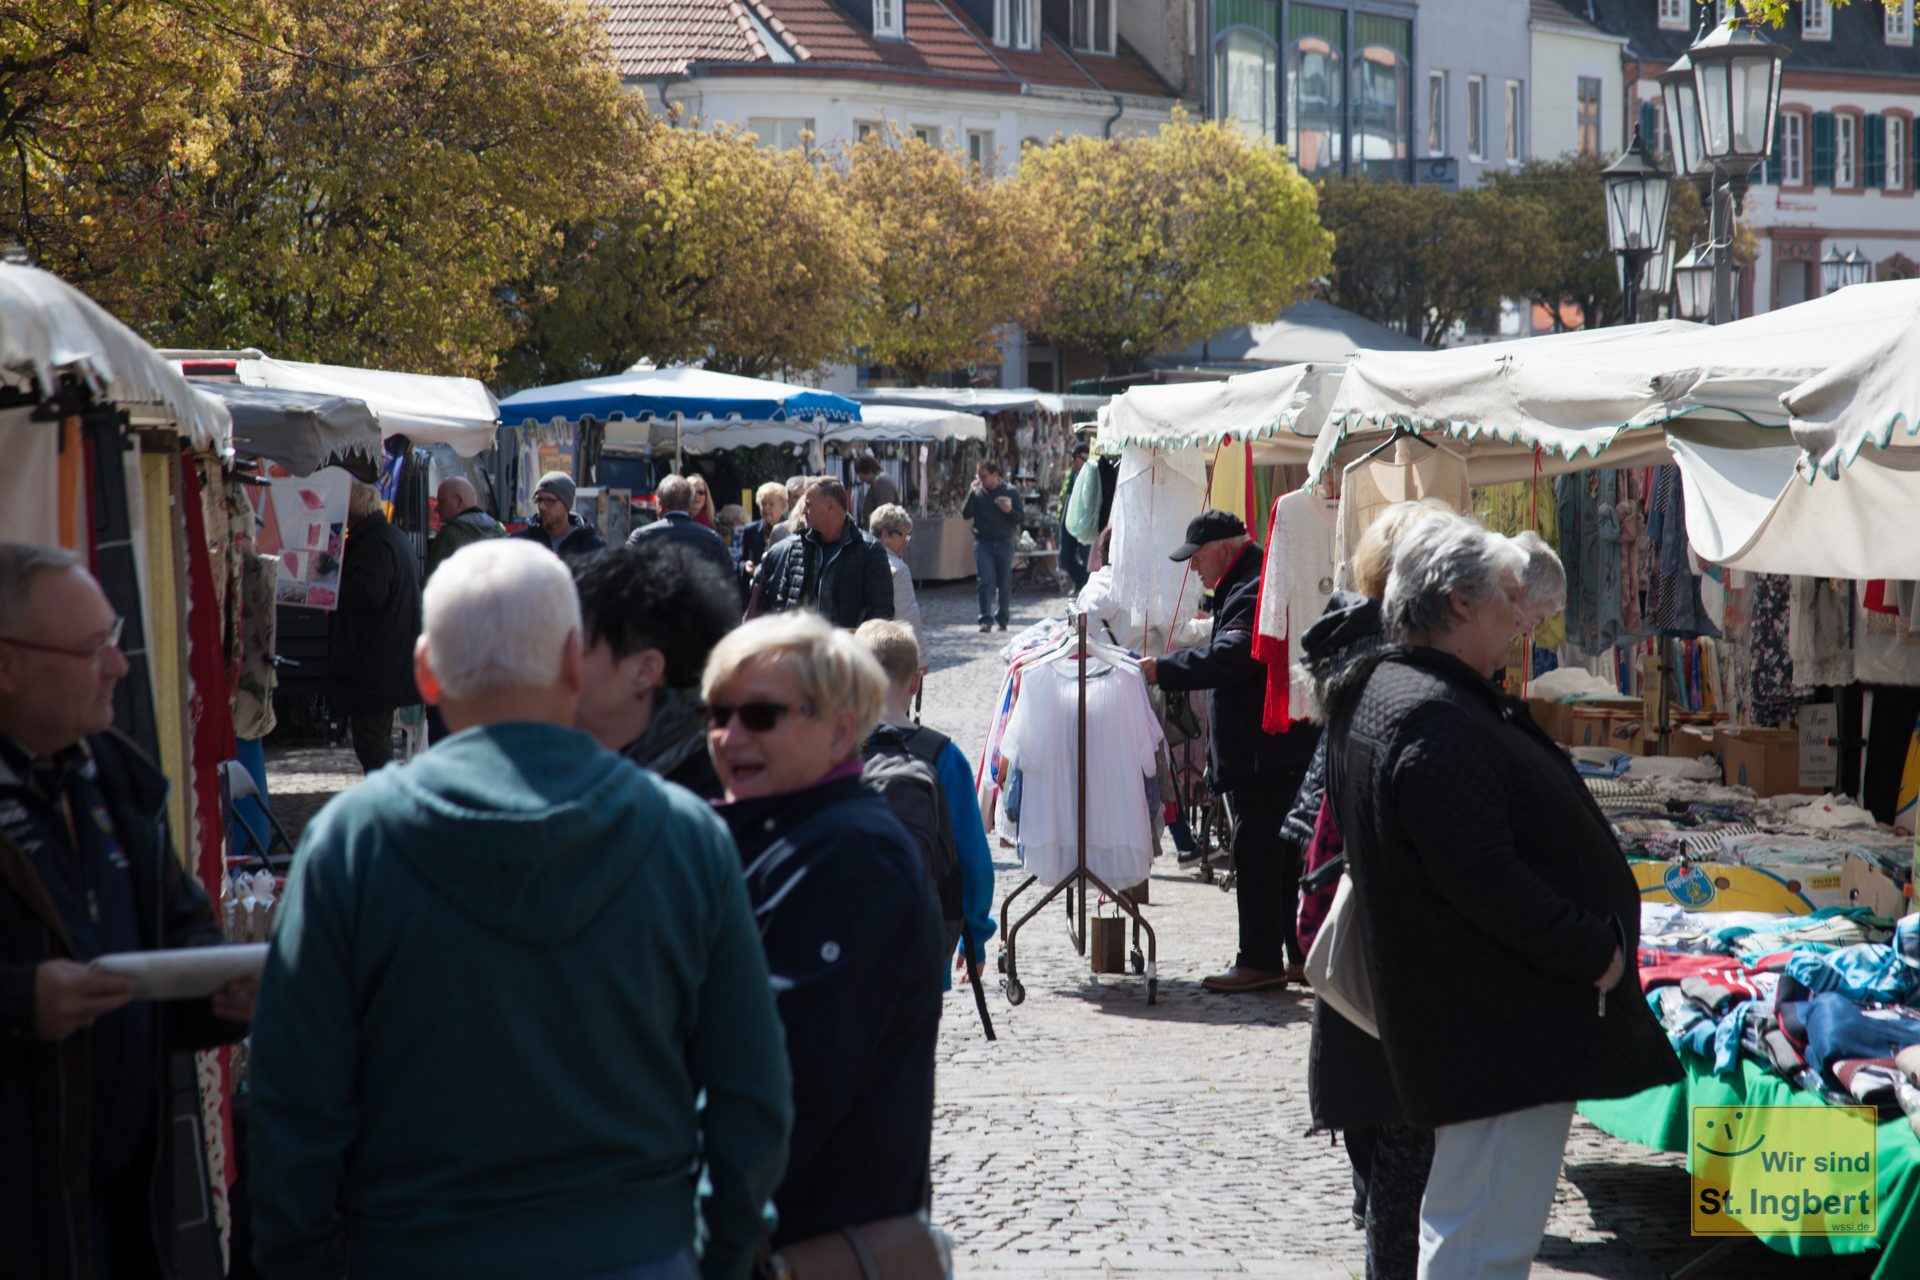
[606,402,987,454]
[851,386,1068,416]
[1097,363,1343,464]
[1779,279,1920,476]
[0,265,230,451]
[233,355,500,456]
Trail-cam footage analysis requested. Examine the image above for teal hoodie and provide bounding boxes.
[248,723,791,1280]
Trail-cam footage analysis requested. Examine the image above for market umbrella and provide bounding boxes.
[500,365,860,427]
[201,383,382,480]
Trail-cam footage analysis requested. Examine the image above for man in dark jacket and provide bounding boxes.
[1142,511,1319,993]
[328,481,422,773]
[512,470,606,564]
[705,612,943,1256]
[850,456,899,529]
[425,477,504,579]
[627,475,738,589]
[747,478,893,630]
[960,461,1022,632]
[1324,514,1678,1278]
[0,544,254,1280]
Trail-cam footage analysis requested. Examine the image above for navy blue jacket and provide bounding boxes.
[719,774,942,1245]
[513,511,606,564]
[627,511,737,585]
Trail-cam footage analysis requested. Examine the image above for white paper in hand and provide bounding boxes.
[90,944,269,1001]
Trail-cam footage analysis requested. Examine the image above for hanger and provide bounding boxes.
[1350,424,1437,469]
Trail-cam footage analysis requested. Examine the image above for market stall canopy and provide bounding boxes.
[605,402,986,453]
[500,366,859,428]
[1778,277,1920,477]
[200,383,381,480]
[1153,298,1432,369]
[0,265,230,451]
[232,355,499,457]
[850,386,1068,416]
[1098,363,1344,464]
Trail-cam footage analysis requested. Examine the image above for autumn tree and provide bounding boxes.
[500,117,871,387]
[834,123,1070,384]
[1317,177,1551,345]
[129,0,635,377]
[1020,117,1332,372]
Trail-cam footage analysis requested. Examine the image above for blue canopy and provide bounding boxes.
[498,365,860,426]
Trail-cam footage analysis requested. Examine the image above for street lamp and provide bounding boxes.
[1602,125,1672,325]
[1821,245,1873,293]
[1673,242,1714,321]
[1643,238,1676,320]
[1687,18,1788,323]
[1658,55,1713,190]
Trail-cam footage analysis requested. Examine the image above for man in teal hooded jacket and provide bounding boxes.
[248,539,791,1280]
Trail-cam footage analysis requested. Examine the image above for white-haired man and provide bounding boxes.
[249,539,792,1280]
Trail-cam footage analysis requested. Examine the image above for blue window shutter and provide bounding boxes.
[1866,114,1886,188]
[1766,113,1784,185]
[1639,101,1657,148]
[1812,112,1836,187]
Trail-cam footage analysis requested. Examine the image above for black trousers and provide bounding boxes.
[1059,529,1090,591]
[1345,1122,1436,1280]
[1227,767,1309,972]
[350,709,395,773]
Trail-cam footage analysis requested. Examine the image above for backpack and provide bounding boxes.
[861,724,963,955]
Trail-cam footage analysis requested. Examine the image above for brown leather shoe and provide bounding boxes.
[1201,966,1290,993]
[1285,962,1308,984]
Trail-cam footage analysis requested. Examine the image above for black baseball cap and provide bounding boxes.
[1072,441,1090,457]
[1169,509,1246,561]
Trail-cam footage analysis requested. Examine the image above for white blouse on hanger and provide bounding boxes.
[1255,489,1343,713]
[1334,443,1472,588]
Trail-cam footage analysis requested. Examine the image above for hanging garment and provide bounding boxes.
[1470,481,1565,649]
[1646,465,1721,640]
[1065,456,1104,543]
[1595,470,1626,648]
[1747,574,1799,727]
[1557,473,1603,650]
[1253,489,1342,730]
[1790,576,1855,687]
[1616,479,1647,635]
[1109,447,1208,640]
[998,654,1164,887]
[0,405,59,545]
[1334,443,1471,588]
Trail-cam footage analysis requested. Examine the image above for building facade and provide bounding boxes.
[1529,0,1627,161]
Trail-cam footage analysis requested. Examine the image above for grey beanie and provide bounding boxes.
[535,471,577,509]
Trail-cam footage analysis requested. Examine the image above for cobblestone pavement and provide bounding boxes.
[265,578,1877,1280]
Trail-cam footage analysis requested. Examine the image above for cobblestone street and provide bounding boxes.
[267,579,1877,1280]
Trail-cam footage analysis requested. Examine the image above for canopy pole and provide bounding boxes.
[674,412,683,474]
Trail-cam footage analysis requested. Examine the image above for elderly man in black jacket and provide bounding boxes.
[1141,510,1319,993]
[329,482,422,773]
[627,474,738,588]
[1324,513,1679,1279]
[0,544,253,1280]
[747,478,893,630]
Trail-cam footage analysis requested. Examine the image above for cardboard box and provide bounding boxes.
[1720,729,1801,797]
[1841,853,1911,920]
[1569,709,1614,748]
[1528,698,1573,744]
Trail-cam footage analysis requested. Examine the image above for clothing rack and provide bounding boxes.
[998,613,1159,1005]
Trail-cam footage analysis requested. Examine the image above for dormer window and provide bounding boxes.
[1803,0,1832,39]
[994,0,1038,50]
[1658,0,1688,27]
[874,0,903,39]
[1071,0,1115,54]
[1890,0,1914,44]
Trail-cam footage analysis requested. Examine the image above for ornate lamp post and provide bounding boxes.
[1673,242,1715,321]
[1602,126,1673,325]
[1820,245,1873,293]
[1686,18,1788,323]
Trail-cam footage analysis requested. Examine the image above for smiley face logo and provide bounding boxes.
[1696,1110,1767,1159]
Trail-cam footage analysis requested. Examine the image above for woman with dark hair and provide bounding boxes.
[571,542,741,799]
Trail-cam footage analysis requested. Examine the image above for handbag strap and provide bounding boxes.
[840,1226,883,1280]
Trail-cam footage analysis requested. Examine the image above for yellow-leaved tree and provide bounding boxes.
[835,124,1072,385]
[1020,117,1333,374]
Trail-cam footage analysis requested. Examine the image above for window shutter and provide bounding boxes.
[1766,113,1785,184]
[1639,101,1657,149]
[1813,111,1836,187]
[1866,114,1887,188]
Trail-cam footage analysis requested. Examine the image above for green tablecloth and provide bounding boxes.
[1579,1054,1920,1279]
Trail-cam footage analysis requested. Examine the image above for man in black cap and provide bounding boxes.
[1141,510,1319,993]
[1058,442,1091,591]
[512,471,606,564]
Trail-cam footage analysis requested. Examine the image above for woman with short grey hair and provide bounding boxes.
[1510,528,1567,638]
[1323,512,1679,1280]
[867,503,925,668]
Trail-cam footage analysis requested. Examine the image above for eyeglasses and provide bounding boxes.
[0,617,125,673]
[704,700,813,732]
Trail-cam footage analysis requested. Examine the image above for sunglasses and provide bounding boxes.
[705,700,813,732]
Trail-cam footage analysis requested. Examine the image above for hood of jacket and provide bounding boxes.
[621,686,708,781]
[382,722,661,947]
[1296,591,1387,723]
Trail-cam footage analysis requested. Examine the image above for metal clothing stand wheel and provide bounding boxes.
[999,613,1158,1007]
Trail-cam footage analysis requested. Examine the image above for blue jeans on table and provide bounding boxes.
[974,535,1016,626]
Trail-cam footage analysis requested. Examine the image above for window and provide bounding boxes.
[1428,71,1447,155]
[1217,29,1280,143]
[1288,6,1345,174]
[747,118,815,152]
[967,129,997,174]
[993,0,1037,50]
[1576,76,1602,156]
[1803,0,1832,39]
[1890,116,1907,188]
[1658,0,1689,27]
[856,121,879,142]
[1467,75,1486,161]
[1071,0,1115,55]
[1782,110,1805,185]
[1890,0,1914,44]
[1505,80,1523,162]
[1837,112,1857,186]
[912,125,937,145]
[873,0,902,39]
[1352,15,1412,177]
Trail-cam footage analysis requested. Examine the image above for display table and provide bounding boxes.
[1580,1053,1920,1278]
[906,516,975,581]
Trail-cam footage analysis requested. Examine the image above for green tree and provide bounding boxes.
[1481,155,1623,331]
[1318,176,1551,345]
[135,0,634,377]
[500,117,871,387]
[835,123,1069,384]
[1020,118,1331,372]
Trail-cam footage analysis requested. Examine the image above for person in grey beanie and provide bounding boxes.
[513,470,606,564]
